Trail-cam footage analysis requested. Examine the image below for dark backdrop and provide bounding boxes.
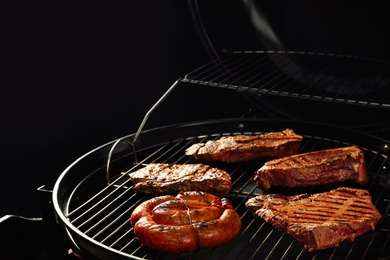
[1,2,215,217]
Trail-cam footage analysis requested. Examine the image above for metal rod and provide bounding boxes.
[132,79,180,144]
[106,138,138,185]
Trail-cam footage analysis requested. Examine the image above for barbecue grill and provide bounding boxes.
[32,0,390,259]
[53,118,390,259]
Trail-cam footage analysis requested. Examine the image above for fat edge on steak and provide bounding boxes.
[245,187,382,251]
[128,163,232,195]
[185,128,303,163]
[254,146,368,190]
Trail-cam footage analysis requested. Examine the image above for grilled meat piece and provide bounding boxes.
[130,191,241,254]
[245,187,382,251]
[254,146,368,190]
[185,128,303,163]
[128,163,232,195]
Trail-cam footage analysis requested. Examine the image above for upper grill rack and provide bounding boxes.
[181,51,390,109]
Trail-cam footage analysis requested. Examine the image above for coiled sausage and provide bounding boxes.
[130,191,241,254]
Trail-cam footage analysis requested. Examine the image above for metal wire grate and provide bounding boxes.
[62,126,390,259]
[181,51,390,109]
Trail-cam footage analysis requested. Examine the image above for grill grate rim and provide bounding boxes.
[60,130,390,259]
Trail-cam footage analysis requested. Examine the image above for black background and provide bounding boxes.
[2,2,389,260]
[3,0,390,219]
[1,2,216,217]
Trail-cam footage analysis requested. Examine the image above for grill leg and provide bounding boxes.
[38,185,81,259]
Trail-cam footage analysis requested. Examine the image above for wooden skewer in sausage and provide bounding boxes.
[130,191,241,254]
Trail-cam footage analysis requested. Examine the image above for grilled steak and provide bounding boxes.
[185,128,303,163]
[128,163,232,195]
[254,146,368,190]
[245,187,382,251]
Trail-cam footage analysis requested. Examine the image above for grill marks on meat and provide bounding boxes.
[130,191,241,254]
[128,163,232,195]
[254,146,368,190]
[245,187,382,251]
[185,128,303,163]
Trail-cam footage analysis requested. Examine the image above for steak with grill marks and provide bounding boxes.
[128,163,232,195]
[254,146,368,190]
[185,128,303,163]
[245,187,382,251]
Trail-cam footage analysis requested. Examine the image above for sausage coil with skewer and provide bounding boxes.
[130,191,241,254]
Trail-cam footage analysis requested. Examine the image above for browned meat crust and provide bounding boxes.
[130,191,241,253]
[128,163,232,195]
[254,146,368,190]
[185,128,303,163]
[245,187,382,251]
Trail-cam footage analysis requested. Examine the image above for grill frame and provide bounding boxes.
[52,118,390,259]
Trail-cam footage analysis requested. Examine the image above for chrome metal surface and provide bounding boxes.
[53,119,390,259]
[181,51,390,109]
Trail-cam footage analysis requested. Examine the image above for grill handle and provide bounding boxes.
[105,79,181,184]
[132,79,181,144]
